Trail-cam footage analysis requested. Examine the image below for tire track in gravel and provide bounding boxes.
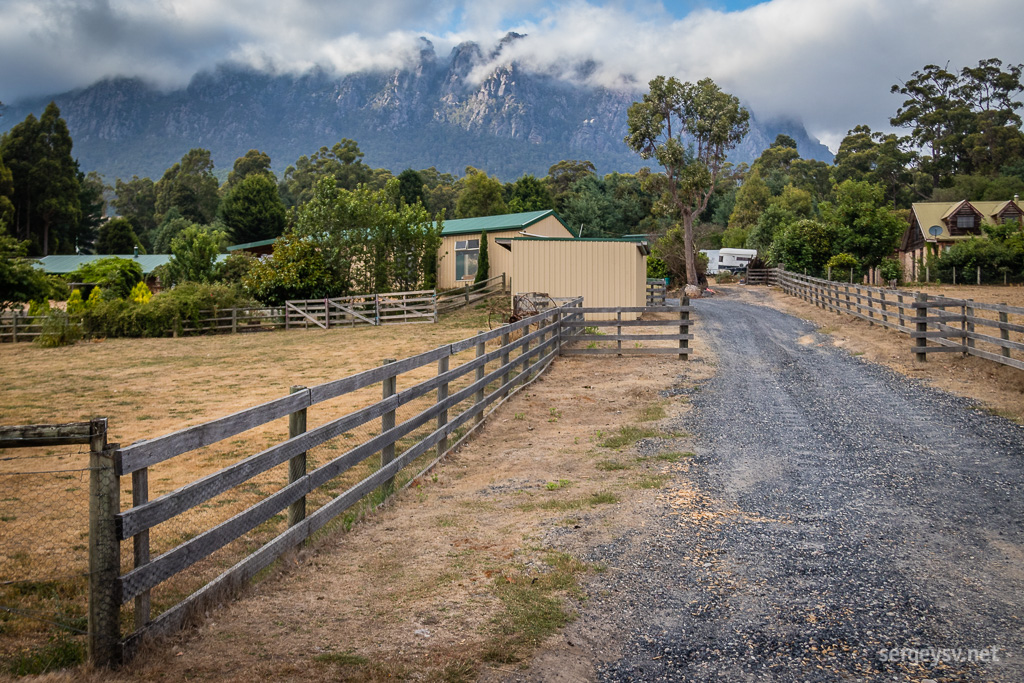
[597,296,1024,682]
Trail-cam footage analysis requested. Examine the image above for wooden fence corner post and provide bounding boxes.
[915,293,928,363]
[437,353,450,458]
[288,386,308,528]
[380,359,397,493]
[679,297,690,361]
[88,417,121,668]
[474,332,485,426]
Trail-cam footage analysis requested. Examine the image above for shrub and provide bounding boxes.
[66,289,85,315]
[825,253,860,280]
[35,310,82,348]
[27,299,50,316]
[878,257,903,285]
[129,281,152,304]
[647,256,668,280]
[66,257,143,299]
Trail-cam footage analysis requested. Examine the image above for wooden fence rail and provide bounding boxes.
[1,296,700,668]
[776,268,1024,372]
[0,289,439,342]
[745,268,777,286]
[436,274,507,313]
[646,278,668,306]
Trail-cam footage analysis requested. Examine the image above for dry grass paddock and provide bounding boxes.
[0,303,509,667]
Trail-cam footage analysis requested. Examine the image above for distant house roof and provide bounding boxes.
[227,238,277,252]
[909,199,1023,242]
[440,209,571,236]
[35,254,174,275]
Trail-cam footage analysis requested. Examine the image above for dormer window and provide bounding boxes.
[957,215,975,229]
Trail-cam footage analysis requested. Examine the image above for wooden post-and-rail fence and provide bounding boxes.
[0,297,699,668]
[773,268,1024,373]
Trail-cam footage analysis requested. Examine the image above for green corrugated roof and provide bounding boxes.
[35,253,228,274]
[227,238,276,251]
[440,210,570,236]
[35,254,174,274]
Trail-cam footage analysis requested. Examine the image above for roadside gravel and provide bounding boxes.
[590,295,1024,681]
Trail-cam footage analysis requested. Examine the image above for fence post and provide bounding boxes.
[965,300,974,356]
[231,308,238,334]
[953,266,957,286]
[288,386,308,528]
[502,272,507,293]
[324,298,331,329]
[88,417,120,667]
[475,332,486,426]
[132,464,151,631]
[500,331,511,395]
[999,306,1011,359]
[977,266,981,286]
[12,312,17,343]
[465,284,470,305]
[679,297,690,361]
[880,290,888,325]
[915,293,928,363]
[380,359,397,493]
[437,354,450,459]
[616,311,622,356]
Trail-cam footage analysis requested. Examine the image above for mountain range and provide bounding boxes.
[0,34,833,183]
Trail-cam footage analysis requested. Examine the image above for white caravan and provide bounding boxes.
[700,248,757,274]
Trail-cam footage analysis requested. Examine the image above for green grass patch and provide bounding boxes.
[6,636,85,676]
[595,460,629,471]
[599,425,663,449]
[650,451,696,463]
[589,491,619,505]
[631,474,670,490]
[637,402,667,422]
[544,479,571,491]
[480,552,588,664]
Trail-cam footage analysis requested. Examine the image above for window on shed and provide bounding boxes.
[956,214,975,229]
[455,239,480,281]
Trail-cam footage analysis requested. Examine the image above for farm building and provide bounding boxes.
[436,209,575,289]
[509,237,650,320]
[899,198,1023,280]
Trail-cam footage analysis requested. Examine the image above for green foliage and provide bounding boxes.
[280,139,373,207]
[625,76,750,285]
[0,229,50,309]
[65,289,84,314]
[217,251,256,285]
[455,167,506,218]
[220,173,286,244]
[771,219,842,276]
[646,256,668,279]
[82,282,257,338]
[95,217,142,254]
[0,150,14,231]
[474,230,490,285]
[165,225,227,285]
[396,168,426,207]
[66,257,143,299]
[27,299,50,316]
[225,149,274,190]
[819,180,905,268]
[35,310,82,348]
[287,176,443,296]
[720,225,749,248]
[506,175,554,213]
[0,102,82,255]
[878,257,904,284]
[746,203,796,255]
[86,286,104,307]
[932,224,1024,284]
[112,176,158,246]
[242,234,337,305]
[129,280,152,304]
[154,148,220,225]
[825,253,860,279]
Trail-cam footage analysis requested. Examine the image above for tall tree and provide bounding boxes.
[220,174,287,244]
[820,180,906,268]
[154,148,220,224]
[112,176,158,246]
[0,150,13,231]
[546,159,596,209]
[225,149,274,190]
[455,168,507,218]
[625,76,749,286]
[280,139,373,207]
[396,168,426,207]
[0,103,81,255]
[95,217,142,254]
[506,175,554,213]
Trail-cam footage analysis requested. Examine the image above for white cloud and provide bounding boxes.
[2,0,1023,151]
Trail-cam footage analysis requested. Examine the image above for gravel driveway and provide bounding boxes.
[592,295,1024,681]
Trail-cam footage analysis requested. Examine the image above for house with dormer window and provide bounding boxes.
[898,198,1024,280]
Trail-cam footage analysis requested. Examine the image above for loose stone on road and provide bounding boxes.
[585,293,1024,681]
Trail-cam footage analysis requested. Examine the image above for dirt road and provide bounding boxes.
[544,293,1024,681]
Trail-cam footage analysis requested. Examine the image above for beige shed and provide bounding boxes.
[436,210,574,290]
[509,237,650,320]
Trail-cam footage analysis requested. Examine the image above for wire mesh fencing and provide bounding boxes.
[0,447,93,672]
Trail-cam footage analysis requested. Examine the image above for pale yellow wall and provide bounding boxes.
[511,241,646,320]
[435,216,574,290]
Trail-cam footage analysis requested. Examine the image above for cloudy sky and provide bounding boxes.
[2,0,1023,151]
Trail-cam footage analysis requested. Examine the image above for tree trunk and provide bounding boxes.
[683,210,697,287]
